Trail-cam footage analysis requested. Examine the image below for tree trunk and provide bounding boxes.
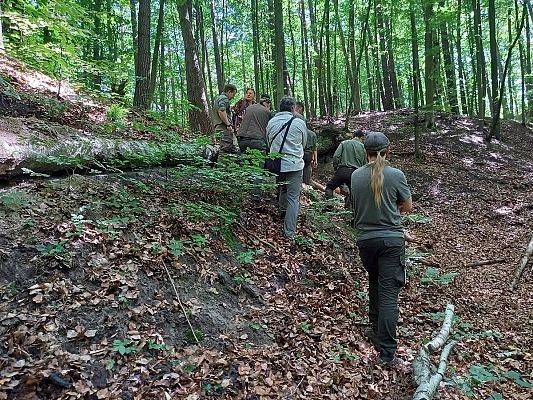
[148,0,165,106]
[133,0,151,110]
[210,0,224,93]
[159,41,166,115]
[423,0,437,127]
[410,0,421,158]
[130,0,138,61]
[334,0,355,113]
[92,0,103,88]
[386,9,401,107]
[252,0,260,97]
[456,0,469,115]
[516,0,526,125]
[488,0,499,136]
[272,0,288,107]
[375,0,394,110]
[178,0,213,133]
[487,2,526,142]
[299,0,310,117]
[473,0,486,128]
[0,2,5,52]
[507,6,515,118]
[439,0,459,114]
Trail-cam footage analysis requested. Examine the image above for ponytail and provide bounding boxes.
[369,150,390,208]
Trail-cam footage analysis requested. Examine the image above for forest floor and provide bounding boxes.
[1,57,533,399]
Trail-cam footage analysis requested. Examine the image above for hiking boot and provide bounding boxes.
[378,356,405,368]
[363,327,379,350]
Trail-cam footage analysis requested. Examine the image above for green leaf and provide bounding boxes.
[469,364,496,384]
[505,370,533,388]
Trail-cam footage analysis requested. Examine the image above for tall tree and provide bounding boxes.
[251,0,260,97]
[210,0,224,93]
[148,0,165,105]
[423,0,437,127]
[133,0,151,109]
[472,0,487,128]
[0,1,5,52]
[439,0,459,113]
[375,0,394,110]
[272,0,288,107]
[410,0,421,158]
[178,0,212,133]
[487,1,526,141]
[456,0,469,115]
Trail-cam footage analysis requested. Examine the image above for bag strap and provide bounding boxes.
[276,116,296,154]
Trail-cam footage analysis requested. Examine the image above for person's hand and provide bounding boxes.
[312,158,318,168]
[227,125,234,133]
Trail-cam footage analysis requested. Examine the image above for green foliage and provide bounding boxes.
[147,340,169,352]
[330,344,359,363]
[169,239,185,258]
[300,321,312,333]
[233,272,253,285]
[403,213,432,224]
[236,249,256,265]
[36,241,68,259]
[0,191,29,211]
[185,329,205,343]
[112,339,136,355]
[420,267,457,285]
[107,104,128,123]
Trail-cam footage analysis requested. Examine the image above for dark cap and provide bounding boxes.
[364,132,390,152]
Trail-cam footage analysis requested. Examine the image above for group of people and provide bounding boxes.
[211,86,413,367]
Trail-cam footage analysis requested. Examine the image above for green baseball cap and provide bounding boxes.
[364,132,390,152]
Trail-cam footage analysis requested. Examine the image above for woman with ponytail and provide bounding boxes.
[350,132,412,367]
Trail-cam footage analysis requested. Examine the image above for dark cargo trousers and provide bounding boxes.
[325,166,356,199]
[357,237,406,361]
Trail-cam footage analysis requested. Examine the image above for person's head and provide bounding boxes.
[259,94,272,110]
[245,88,255,101]
[279,96,296,112]
[364,132,391,208]
[224,84,237,100]
[353,129,365,142]
[294,101,305,115]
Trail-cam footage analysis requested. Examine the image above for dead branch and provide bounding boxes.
[413,341,457,400]
[412,304,457,400]
[510,234,533,290]
[463,259,505,268]
[427,304,455,352]
[161,260,200,344]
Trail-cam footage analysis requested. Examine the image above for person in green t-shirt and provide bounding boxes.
[350,132,412,368]
[325,129,366,199]
[211,83,238,154]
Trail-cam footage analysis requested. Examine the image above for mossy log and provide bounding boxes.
[311,123,351,157]
[0,117,204,179]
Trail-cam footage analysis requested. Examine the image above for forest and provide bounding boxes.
[0,0,532,399]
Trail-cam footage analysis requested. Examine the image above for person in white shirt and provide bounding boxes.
[266,97,307,238]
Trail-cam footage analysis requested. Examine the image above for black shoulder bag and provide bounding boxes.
[264,117,296,175]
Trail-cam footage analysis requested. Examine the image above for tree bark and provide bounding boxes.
[130,0,138,61]
[375,0,394,110]
[251,0,260,97]
[272,0,288,107]
[423,0,437,127]
[178,0,213,133]
[410,0,421,158]
[133,0,151,110]
[473,0,486,129]
[148,0,165,106]
[440,0,459,114]
[210,0,224,93]
[456,0,469,115]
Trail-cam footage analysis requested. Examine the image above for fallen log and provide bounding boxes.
[0,116,205,179]
[510,234,533,290]
[413,304,457,400]
[310,123,351,157]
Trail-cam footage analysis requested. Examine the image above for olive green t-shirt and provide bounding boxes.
[351,164,411,241]
[333,139,366,169]
[211,94,231,131]
[293,112,317,153]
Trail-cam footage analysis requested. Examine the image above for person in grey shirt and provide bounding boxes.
[266,96,307,238]
[351,132,413,368]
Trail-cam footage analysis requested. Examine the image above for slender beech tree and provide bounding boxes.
[423,0,437,127]
[133,0,151,109]
[178,0,212,133]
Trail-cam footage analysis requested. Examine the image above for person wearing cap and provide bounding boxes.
[294,102,318,187]
[351,131,412,368]
[211,83,239,154]
[325,130,367,199]
[232,88,256,129]
[266,96,307,238]
[237,94,273,154]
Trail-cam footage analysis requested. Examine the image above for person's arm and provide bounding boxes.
[218,109,233,131]
[396,170,413,214]
[312,150,318,168]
